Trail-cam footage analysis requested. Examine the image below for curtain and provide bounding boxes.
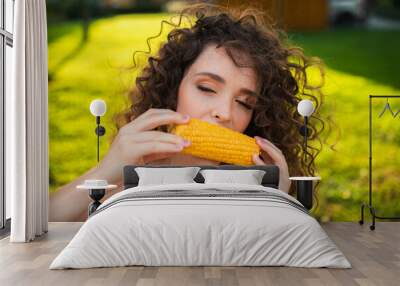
[7,0,48,242]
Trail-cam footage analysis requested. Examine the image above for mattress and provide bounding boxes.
[49,183,351,269]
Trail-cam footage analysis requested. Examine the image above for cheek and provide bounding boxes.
[176,81,205,116]
[234,110,253,133]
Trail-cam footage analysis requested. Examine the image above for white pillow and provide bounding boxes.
[200,169,266,185]
[135,167,201,186]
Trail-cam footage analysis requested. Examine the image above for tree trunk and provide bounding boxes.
[81,0,90,43]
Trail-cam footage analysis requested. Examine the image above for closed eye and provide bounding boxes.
[197,85,253,110]
[237,100,253,110]
[197,85,216,93]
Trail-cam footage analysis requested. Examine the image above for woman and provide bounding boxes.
[49,4,326,222]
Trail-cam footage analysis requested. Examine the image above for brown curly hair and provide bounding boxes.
[112,3,329,195]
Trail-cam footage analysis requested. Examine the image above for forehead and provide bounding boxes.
[186,44,258,90]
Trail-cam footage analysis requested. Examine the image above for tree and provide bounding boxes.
[80,0,91,43]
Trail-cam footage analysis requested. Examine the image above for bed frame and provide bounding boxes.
[122,165,315,210]
[85,165,310,216]
[123,164,280,189]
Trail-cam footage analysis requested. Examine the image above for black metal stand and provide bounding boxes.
[87,116,107,217]
[359,95,400,230]
[88,189,105,216]
[295,115,314,210]
[95,116,106,163]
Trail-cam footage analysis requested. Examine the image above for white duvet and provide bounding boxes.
[49,183,351,269]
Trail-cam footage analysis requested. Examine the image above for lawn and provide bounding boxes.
[48,14,400,221]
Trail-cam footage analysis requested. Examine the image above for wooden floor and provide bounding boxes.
[0,222,399,286]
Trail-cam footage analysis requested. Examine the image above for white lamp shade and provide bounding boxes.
[297,99,315,117]
[90,99,107,116]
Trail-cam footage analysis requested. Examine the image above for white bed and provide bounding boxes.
[49,182,351,269]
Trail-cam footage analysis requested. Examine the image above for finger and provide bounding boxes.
[255,136,283,163]
[124,109,190,133]
[255,136,282,155]
[136,141,185,157]
[133,108,174,122]
[252,153,266,165]
[132,108,177,124]
[259,150,274,164]
[129,131,190,146]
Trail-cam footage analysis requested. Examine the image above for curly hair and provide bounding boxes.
[112,3,330,195]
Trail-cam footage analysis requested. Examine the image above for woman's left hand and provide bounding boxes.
[252,136,291,193]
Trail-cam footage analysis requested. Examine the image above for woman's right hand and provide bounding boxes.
[96,108,191,184]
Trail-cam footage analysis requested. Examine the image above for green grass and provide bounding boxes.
[48,14,400,221]
[289,29,400,89]
[289,29,400,221]
[48,14,173,191]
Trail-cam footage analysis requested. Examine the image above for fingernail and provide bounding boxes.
[176,144,183,150]
[183,140,191,147]
[183,115,190,121]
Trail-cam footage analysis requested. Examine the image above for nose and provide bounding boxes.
[211,96,233,123]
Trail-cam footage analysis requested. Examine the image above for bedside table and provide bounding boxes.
[77,180,117,216]
[289,176,321,210]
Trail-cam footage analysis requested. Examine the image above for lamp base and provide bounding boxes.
[296,180,313,210]
[289,177,320,210]
[88,189,105,216]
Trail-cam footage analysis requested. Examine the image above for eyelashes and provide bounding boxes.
[197,85,215,93]
[240,102,254,110]
[196,85,254,110]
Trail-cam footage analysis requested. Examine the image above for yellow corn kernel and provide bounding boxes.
[170,118,260,166]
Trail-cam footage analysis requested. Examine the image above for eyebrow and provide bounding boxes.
[195,72,259,98]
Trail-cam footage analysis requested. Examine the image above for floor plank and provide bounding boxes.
[0,222,399,286]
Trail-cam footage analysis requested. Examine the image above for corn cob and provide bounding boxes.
[169,118,260,166]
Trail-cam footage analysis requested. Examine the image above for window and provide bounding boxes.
[0,0,14,234]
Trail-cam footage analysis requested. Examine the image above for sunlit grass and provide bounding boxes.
[48,14,400,221]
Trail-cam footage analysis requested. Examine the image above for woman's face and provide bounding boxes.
[176,44,259,132]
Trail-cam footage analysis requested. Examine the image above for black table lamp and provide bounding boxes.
[90,99,106,162]
[289,99,320,210]
[297,99,315,153]
[79,99,111,217]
